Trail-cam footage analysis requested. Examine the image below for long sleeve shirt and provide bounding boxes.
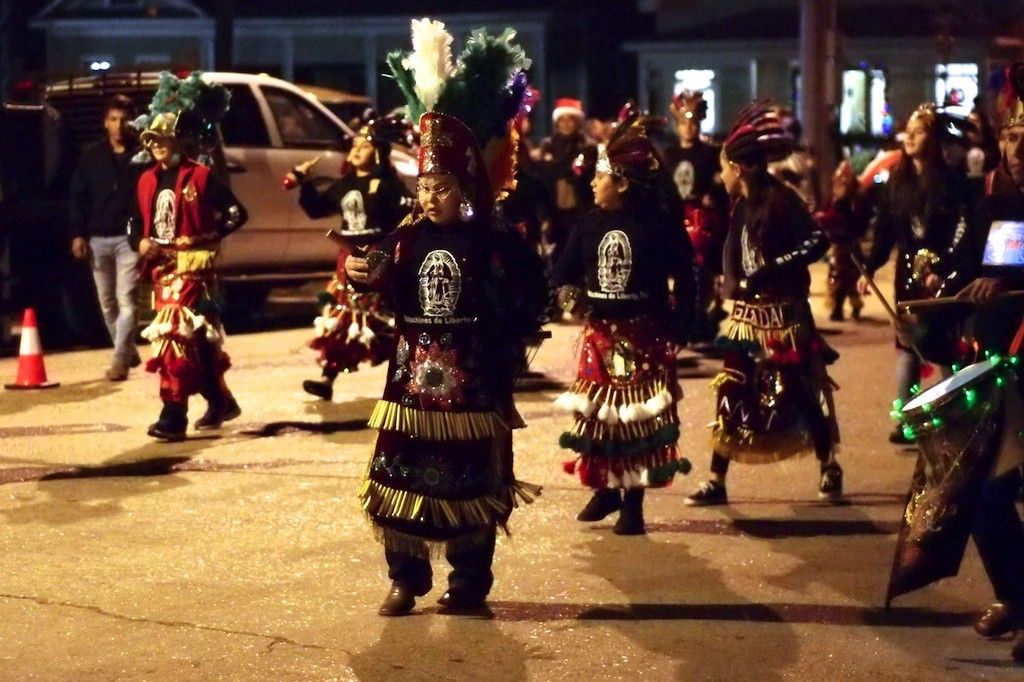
[722,178,828,301]
[69,139,142,239]
[298,172,410,249]
[551,207,698,339]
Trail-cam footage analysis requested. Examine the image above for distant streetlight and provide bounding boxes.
[90,61,111,72]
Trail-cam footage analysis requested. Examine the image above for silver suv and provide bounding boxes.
[44,71,417,287]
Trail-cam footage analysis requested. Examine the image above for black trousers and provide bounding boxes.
[972,467,1024,607]
[385,527,497,599]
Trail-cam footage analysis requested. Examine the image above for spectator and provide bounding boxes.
[69,94,143,380]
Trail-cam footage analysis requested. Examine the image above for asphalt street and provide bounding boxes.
[0,263,1020,680]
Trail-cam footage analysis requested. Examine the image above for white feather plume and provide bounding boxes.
[402,18,455,112]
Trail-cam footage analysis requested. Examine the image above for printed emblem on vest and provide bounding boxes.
[154,188,176,241]
[418,250,462,317]
[341,189,368,233]
[673,160,696,199]
[597,230,632,294]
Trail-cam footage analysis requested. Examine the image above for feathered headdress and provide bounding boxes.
[723,99,793,165]
[131,70,230,165]
[387,19,532,214]
[669,90,708,124]
[597,103,664,183]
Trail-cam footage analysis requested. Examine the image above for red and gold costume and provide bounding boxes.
[137,158,246,405]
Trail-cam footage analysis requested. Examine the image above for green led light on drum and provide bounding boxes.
[964,388,977,408]
[1010,356,1020,366]
[931,417,942,428]
[910,384,921,396]
[902,425,916,441]
[922,402,932,413]
[951,363,961,372]
[996,376,1006,388]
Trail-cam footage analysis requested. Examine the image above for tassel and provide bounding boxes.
[346,321,360,342]
[562,459,577,475]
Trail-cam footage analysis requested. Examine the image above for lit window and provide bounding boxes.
[869,69,891,136]
[673,69,716,134]
[840,70,867,134]
[935,63,979,116]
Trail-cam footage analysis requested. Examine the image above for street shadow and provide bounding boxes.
[0,378,121,418]
[720,503,981,667]
[572,533,800,681]
[347,614,530,681]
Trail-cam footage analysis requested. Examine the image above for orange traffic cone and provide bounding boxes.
[5,308,59,390]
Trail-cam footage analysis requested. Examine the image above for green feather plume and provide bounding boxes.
[386,51,426,124]
[434,28,531,143]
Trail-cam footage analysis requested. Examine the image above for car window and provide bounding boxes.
[262,87,345,149]
[220,84,270,147]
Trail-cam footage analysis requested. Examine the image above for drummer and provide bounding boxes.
[916,66,1024,664]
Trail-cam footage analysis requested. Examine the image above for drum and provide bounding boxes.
[887,358,1007,604]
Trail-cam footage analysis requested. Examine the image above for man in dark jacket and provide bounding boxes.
[69,95,143,380]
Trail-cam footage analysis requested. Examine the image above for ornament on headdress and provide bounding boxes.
[131,70,230,166]
[723,99,793,165]
[669,90,707,124]
[596,102,663,181]
[387,18,532,217]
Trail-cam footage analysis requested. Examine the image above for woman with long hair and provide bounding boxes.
[859,103,974,444]
[686,100,842,506]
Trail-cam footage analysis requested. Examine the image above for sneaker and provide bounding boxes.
[684,480,728,506]
[194,398,241,430]
[302,378,334,401]
[828,310,844,322]
[576,489,622,522]
[818,464,844,501]
[889,428,914,445]
[105,365,129,381]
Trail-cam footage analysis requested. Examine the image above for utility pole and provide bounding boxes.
[800,0,838,202]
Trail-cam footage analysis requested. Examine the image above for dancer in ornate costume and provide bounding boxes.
[131,72,247,442]
[552,106,698,535]
[662,90,728,342]
[290,114,413,400]
[685,101,843,506]
[346,20,546,616]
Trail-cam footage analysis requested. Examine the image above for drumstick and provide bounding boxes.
[851,257,899,323]
[852,256,930,366]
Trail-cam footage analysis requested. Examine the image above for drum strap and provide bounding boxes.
[1010,316,1024,357]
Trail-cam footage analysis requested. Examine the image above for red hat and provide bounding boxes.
[418,111,492,213]
[552,97,584,123]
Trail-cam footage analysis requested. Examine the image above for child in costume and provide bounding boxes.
[290,114,413,400]
[132,72,247,441]
[662,90,728,342]
[552,107,698,535]
[346,20,546,616]
[685,101,843,506]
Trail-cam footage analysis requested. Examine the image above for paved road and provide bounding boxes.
[0,264,1019,680]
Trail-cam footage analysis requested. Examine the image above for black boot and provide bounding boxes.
[147,401,188,441]
[195,395,241,430]
[613,488,646,535]
[302,377,334,401]
[577,489,622,522]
